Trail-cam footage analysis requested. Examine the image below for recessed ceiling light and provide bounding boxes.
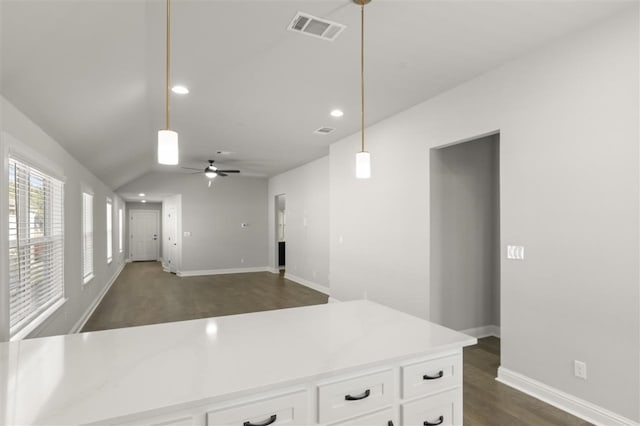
[330,109,344,118]
[171,85,189,95]
[138,193,146,197]
[141,200,147,203]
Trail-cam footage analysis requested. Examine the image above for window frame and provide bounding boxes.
[106,197,113,264]
[118,207,123,254]
[5,150,66,341]
[82,191,94,284]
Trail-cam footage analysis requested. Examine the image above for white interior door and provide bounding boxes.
[130,210,159,261]
[166,207,178,273]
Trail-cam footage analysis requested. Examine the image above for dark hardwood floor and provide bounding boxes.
[83,262,590,425]
[82,261,328,332]
[464,337,592,426]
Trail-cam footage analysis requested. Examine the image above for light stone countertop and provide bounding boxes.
[0,300,476,425]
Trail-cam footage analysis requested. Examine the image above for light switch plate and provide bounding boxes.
[507,245,525,260]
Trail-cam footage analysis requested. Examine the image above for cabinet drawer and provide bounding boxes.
[113,411,197,426]
[401,389,461,426]
[318,369,394,424]
[401,354,461,399]
[207,391,307,426]
[330,408,396,426]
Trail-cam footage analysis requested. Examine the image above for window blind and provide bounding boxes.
[106,198,113,263]
[82,192,93,283]
[8,157,64,337]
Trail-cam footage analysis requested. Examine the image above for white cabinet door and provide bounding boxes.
[401,389,460,426]
[113,411,199,426]
[401,354,462,399]
[318,370,394,424]
[207,391,307,426]
[330,408,396,426]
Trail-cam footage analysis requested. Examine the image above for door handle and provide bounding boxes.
[424,416,444,426]
[345,389,370,401]
[243,415,277,426]
[423,371,444,380]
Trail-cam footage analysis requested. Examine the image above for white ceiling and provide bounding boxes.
[1,0,634,189]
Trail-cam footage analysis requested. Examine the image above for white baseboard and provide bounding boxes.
[497,367,639,426]
[328,296,341,303]
[284,273,330,295]
[177,267,270,277]
[70,261,125,334]
[267,267,280,274]
[459,324,500,339]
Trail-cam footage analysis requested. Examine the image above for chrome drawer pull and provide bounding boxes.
[423,370,444,380]
[344,389,371,401]
[423,415,444,426]
[243,414,277,426]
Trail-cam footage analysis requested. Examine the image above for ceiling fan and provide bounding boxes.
[182,160,240,186]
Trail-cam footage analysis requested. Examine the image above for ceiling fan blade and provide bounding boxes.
[215,170,240,173]
[216,172,228,177]
[181,167,202,171]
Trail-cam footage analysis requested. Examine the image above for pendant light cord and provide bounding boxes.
[166,0,171,130]
[360,4,365,153]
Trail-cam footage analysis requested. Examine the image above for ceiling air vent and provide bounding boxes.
[314,127,335,135]
[288,12,346,42]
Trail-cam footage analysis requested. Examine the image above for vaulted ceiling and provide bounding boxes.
[1,0,633,189]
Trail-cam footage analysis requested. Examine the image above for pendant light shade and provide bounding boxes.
[355,151,371,179]
[354,0,371,179]
[157,0,179,165]
[158,130,179,165]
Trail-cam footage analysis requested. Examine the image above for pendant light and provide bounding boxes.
[158,0,179,165]
[355,0,371,179]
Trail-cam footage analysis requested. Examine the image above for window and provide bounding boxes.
[118,208,123,254]
[82,192,94,283]
[106,198,113,263]
[8,157,64,338]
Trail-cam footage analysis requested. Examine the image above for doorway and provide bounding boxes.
[129,210,160,261]
[429,134,500,339]
[275,194,286,271]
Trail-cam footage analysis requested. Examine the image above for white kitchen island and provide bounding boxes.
[0,300,476,426]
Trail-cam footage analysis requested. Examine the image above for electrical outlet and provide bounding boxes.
[240,258,244,264]
[574,360,587,379]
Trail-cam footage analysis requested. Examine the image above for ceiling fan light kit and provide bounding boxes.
[158,0,179,165]
[354,0,372,179]
[205,168,218,179]
[182,160,240,186]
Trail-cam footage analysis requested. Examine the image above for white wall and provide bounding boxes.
[0,96,126,341]
[118,172,268,273]
[268,157,330,290]
[430,135,500,331]
[329,9,638,421]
